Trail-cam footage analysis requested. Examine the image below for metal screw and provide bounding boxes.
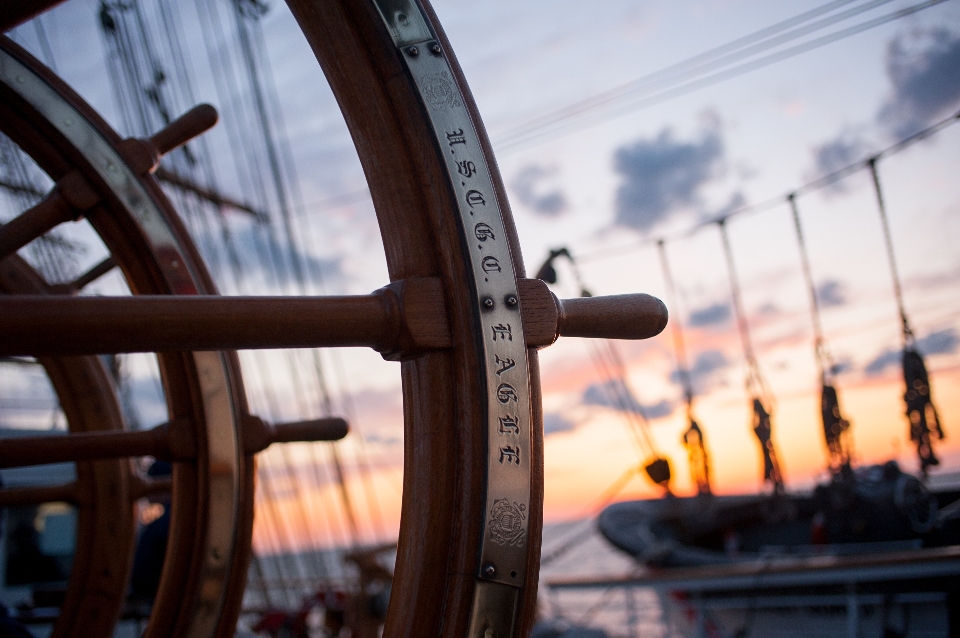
[430,43,442,55]
[482,296,494,309]
[407,46,419,57]
[483,564,496,577]
[505,295,518,307]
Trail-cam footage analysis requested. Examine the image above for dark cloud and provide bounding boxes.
[816,280,847,308]
[613,124,724,231]
[671,349,730,393]
[878,28,960,139]
[809,131,869,192]
[582,380,675,420]
[510,165,568,217]
[544,412,576,436]
[864,328,959,375]
[688,302,730,327]
[917,328,960,356]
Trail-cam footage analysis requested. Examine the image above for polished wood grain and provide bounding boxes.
[0,279,666,356]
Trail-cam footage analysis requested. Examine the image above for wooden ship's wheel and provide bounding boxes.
[0,1,667,637]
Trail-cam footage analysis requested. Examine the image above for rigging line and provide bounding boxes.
[231,5,305,290]
[496,0,888,149]
[868,157,913,344]
[540,464,639,567]
[498,0,946,152]
[718,219,769,402]
[585,346,650,460]
[788,193,834,377]
[590,341,658,457]
[31,15,58,72]
[575,107,960,266]
[241,13,380,544]
[657,239,693,405]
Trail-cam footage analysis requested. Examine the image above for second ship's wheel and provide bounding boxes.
[0,1,668,637]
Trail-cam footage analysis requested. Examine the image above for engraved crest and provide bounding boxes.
[421,72,461,110]
[488,499,526,547]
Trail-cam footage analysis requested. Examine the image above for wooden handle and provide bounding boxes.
[243,416,348,454]
[271,418,349,444]
[150,103,219,155]
[558,293,667,340]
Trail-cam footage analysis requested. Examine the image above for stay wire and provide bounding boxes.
[657,239,694,406]
[718,219,771,404]
[497,0,890,150]
[497,0,945,153]
[868,158,914,345]
[788,193,835,379]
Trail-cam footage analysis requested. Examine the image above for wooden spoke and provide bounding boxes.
[0,476,172,508]
[130,475,173,501]
[117,104,219,175]
[155,167,268,221]
[0,414,348,468]
[0,482,78,507]
[243,416,349,455]
[0,170,98,260]
[0,278,666,356]
[0,418,195,468]
[48,256,117,294]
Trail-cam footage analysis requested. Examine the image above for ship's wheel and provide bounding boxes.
[0,2,667,637]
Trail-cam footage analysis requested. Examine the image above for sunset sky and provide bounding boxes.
[6,0,960,551]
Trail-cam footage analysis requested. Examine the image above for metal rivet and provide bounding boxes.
[407,46,419,57]
[510,570,518,578]
[483,564,495,577]
[64,117,74,127]
[430,43,442,55]
[397,12,408,25]
[505,295,518,307]
[482,296,494,309]
[15,74,25,83]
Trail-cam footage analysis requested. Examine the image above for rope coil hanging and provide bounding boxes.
[868,159,944,476]
[657,240,711,495]
[718,220,784,494]
[788,193,852,475]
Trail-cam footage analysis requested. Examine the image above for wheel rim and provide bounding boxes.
[0,0,545,635]
[0,36,254,637]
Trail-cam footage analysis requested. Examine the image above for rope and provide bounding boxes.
[657,239,693,405]
[868,158,913,345]
[788,193,833,378]
[718,219,767,401]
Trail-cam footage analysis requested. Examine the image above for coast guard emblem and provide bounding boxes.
[420,72,460,110]
[488,499,526,547]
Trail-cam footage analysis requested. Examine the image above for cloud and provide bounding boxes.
[510,165,568,217]
[671,349,730,393]
[688,302,730,327]
[543,412,576,436]
[864,328,959,375]
[878,28,960,139]
[917,328,960,356]
[613,122,724,231]
[809,131,869,192]
[816,280,847,308]
[582,380,675,419]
